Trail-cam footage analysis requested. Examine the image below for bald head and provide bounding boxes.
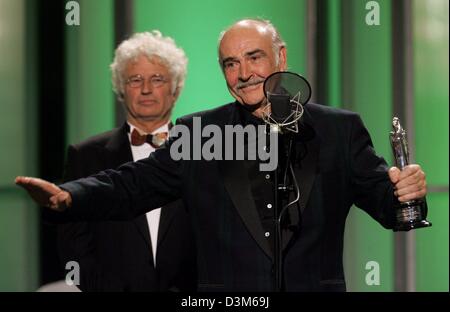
[218,19,286,67]
[217,18,287,112]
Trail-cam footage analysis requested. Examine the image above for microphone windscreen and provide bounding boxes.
[264,71,311,106]
[269,94,291,122]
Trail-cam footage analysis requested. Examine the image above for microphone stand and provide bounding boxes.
[273,146,281,292]
[273,131,296,292]
[263,71,310,291]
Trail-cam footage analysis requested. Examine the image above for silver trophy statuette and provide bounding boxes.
[389,117,431,231]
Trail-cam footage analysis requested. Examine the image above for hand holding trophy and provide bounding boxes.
[390,117,432,231]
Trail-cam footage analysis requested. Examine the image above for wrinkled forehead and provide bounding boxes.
[219,24,273,57]
[221,21,271,43]
[124,54,171,76]
[126,54,164,68]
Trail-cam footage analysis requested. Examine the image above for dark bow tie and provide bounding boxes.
[130,128,168,148]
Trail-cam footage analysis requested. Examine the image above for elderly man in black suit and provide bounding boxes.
[17,19,427,291]
[56,31,196,291]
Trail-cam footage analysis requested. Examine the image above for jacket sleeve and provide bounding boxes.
[348,114,396,229]
[59,128,185,222]
[57,145,125,291]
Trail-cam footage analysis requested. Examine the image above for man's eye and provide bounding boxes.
[224,62,236,69]
[250,55,261,61]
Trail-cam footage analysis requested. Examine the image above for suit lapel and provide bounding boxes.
[294,107,320,214]
[218,103,273,260]
[104,123,134,169]
[279,109,320,252]
[157,200,178,247]
[105,123,152,251]
[219,160,273,260]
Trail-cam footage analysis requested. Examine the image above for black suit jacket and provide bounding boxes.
[61,102,400,291]
[58,123,197,291]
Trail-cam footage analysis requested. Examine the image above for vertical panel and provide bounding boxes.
[342,0,394,291]
[134,0,307,119]
[0,0,39,291]
[391,0,417,292]
[307,0,317,102]
[316,0,341,107]
[416,193,449,291]
[0,196,38,291]
[413,0,449,292]
[66,0,115,144]
[327,0,341,107]
[0,0,27,180]
[413,1,449,185]
[113,0,134,126]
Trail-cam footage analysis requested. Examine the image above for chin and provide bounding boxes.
[135,110,158,118]
[241,96,265,106]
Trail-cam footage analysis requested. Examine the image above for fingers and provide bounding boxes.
[15,176,32,187]
[398,164,423,179]
[391,164,427,202]
[388,167,401,184]
[15,176,42,195]
[15,176,41,188]
[395,165,425,190]
[15,176,61,195]
[397,189,427,202]
[15,176,67,209]
[49,192,70,212]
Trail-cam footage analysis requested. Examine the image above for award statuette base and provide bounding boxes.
[393,199,432,232]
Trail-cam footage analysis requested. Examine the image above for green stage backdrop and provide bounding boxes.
[0,0,447,291]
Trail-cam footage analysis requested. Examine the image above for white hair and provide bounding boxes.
[110,31,188,100]
[218,18,286,68]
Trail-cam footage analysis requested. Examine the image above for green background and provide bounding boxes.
[0,0,447,291]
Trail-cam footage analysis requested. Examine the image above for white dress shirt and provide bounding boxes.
[127,122,170,267]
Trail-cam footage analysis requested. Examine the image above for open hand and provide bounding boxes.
[15,176,72,211]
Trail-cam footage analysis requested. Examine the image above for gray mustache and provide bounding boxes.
[236,78,265,90]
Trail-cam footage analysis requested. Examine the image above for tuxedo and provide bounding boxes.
[58,123,197,291]
[61,102,401,291]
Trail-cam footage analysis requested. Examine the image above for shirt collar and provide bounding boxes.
[127,121,170,137]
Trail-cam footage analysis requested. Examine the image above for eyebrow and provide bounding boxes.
[127,73,165,78]
[221,56,238,66]
[221,49,267,66]
[245,49,266,57]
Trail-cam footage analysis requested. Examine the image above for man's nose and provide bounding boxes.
[141,79,153,94]
[239,62,252,81]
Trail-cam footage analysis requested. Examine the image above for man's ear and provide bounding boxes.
[172,87,180,100]
[278,46,287,71]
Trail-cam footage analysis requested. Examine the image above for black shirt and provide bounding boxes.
[237,105,301,254]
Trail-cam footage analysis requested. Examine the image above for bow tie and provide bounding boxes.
[130,128,168,148]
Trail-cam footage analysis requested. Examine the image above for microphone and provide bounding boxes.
[261,71,311,292]
[262,71,311,134]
